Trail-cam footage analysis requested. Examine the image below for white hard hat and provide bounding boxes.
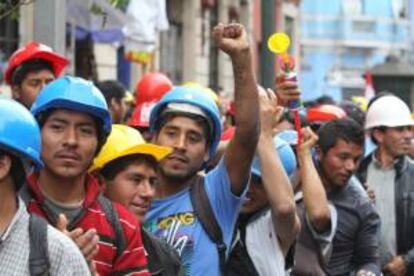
[365,95,414,130]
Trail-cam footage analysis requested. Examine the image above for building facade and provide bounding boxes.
[300,0,410,102]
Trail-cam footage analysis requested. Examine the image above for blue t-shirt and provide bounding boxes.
[144,159,246,276]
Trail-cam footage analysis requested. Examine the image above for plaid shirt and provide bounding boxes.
[0,197,90,275]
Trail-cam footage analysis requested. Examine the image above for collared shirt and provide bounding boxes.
[245,209,285,276]
[367,154,397,266]
[0,197,90,275]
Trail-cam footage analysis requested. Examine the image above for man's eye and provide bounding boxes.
[188,134,202,143]
[80,127,95,135]
[50,124,63,131]
[166,130,176,136]
[131,177,143,184]
[149,177,157,187]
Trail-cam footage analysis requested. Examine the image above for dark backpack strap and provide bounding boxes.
[190,177,227,274]
[29,214,50,276]
[19,183,33,205]
[98,195,126,260]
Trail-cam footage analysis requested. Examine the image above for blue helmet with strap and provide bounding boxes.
[0,98,43,170]
[251,136,297,178]
[31,76,112,135]
[149,86,222,159]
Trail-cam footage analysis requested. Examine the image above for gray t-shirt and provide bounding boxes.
[43,193,83,225]
[367,158,397,266]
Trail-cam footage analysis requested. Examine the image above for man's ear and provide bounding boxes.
[94,173,108,192]
[11,85,21,101]
[110,98,120,110]
[314,145,322,160]
[372,129,384,144]
[0,155,12,181]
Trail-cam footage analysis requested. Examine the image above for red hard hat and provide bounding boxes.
[307,104,346,123]
[135,72,173,105]
[128,101,158,128]
[5,41,69,85]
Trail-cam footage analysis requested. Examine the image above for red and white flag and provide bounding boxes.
[365,70,375,100]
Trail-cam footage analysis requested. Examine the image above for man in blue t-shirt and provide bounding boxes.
[144,23,260,275]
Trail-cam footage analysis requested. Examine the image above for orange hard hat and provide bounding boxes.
[307,104,346,123]
[5,41,68,85]
[135,72,173,105]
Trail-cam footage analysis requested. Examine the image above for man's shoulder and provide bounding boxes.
[46,224,79,252]
[333,180,377,217]
[46,225,89,273]
[205,158,229,181]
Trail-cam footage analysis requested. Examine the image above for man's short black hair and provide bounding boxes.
[0,149,26,191]
[95,80,126,106]
[317,118,365,154]
[12,59,54,86]
[316,95,335,105]
[100,154,158,181]
[340,101,365,127]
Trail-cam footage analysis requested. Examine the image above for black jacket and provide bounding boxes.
[356,154,414,273]
[141,229,183,276]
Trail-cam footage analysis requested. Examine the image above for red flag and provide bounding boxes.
[365,70,375,100]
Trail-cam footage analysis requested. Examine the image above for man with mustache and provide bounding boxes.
[356,94,414,276]
[144,23,259,275]
[22,76,150,275]
[315,119,380,275]
[0,98,89,275]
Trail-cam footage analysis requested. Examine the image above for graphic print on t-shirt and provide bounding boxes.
[145,211,197,274]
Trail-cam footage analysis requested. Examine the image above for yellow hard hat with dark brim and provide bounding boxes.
[90,124,172,172]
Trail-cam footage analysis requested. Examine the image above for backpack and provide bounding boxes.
[141,229,183,276]
[29,214,50,276]
[189,176,227,274]
[20,185,126,275]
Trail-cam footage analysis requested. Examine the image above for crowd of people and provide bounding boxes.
[0,22,413,276]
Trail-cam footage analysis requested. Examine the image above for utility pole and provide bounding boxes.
[260,0,275,88]
[33,0,66,54]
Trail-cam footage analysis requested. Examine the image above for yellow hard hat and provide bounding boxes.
[351,96,368,112]
[183,81,220,106]
[124,91,134,104]
[90,124,172,172]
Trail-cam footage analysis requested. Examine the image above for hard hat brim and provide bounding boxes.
[90,143,172,172]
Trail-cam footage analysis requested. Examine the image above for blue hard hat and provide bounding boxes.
[149,86,222,159]
[0,99,43,170]
[278,130,298,146]
[31,76,112,135]
[251,136,297,178]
